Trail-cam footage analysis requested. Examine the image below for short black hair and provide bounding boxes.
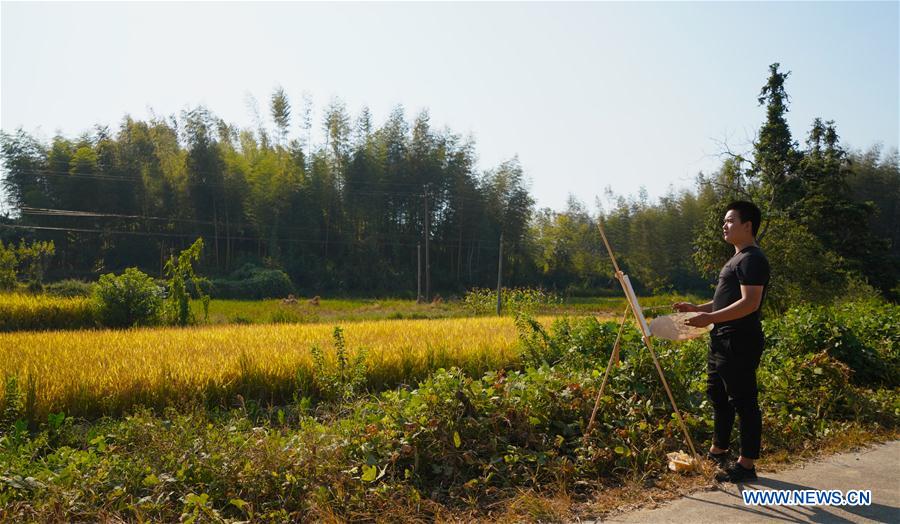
[726,200,762,236]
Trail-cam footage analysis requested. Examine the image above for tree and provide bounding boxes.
[846,146,900,260]
[531,197,610,294]
[0,241,17,290]
[323,98,351,176]
[183,107,225,268]
[163,238,209,326]
[270,87,292,147]
[0,129,50,211]
[794,120,894,294]
[16,239,55,286]
[752,62,801,216]
[482,157,536,284]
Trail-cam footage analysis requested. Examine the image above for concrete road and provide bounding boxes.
[598,441,900,523]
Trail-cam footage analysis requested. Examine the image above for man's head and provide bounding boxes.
[723,200,761,245]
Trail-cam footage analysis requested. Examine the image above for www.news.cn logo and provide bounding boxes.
[742,489,872,506]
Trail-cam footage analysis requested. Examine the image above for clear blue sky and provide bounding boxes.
[2,1,898,212]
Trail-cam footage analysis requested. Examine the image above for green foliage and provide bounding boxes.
[515,314,622,369]
[758,215,847,312]
[764,300,900,387]
[0,240,55,291]
[15,240,54,287]
[464,287,561,315]
[752,63,801,206]
[210,264,295,299]
[93,268,163,328]
[270,87,292,144]
[44,279,95,298]
[603,187,714,295]
[1,374,23,431]
[530,199,614,293]
[310,327,368,403]
[268,309,301,324]
[0,241,16,291]
[845,146,900,298]
[163,238,210,326]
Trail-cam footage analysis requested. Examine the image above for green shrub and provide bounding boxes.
[45,279,95,298]
[765,300,900,387]
[515,314,625,368]
[93,268,163,328]
[310,327,368,403]
[210,264,295,300]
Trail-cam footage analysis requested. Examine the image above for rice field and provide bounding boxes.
[0,293,95,331]
[0,315,574,421]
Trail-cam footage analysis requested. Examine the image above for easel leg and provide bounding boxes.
[584,305,630,442]
[642,335,700,462]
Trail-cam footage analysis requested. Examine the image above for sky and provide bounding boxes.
[2,1,898,213]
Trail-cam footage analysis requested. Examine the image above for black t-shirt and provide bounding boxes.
[712,245,770,336]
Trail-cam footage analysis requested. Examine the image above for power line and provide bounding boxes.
[3,169,489,204]
[0,222,511,250]
[17,206,482,242]
[3,167,482,190]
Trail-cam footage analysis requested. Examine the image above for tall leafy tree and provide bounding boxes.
[270,87,292,147]
[752,62,801,217]
[183,107,225,267]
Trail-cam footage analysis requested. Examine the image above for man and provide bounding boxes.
[674,200,770,483]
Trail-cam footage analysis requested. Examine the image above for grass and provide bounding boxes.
[198,297,462,325]
[197,292,704,325]
[0,290,702,330]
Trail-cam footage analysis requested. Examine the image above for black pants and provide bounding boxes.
[707,330,765,459]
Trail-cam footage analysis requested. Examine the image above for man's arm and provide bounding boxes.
[673,300,714,313]
[685,285,764,327]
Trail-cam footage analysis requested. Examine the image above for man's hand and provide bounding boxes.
[673,302,700,313]
[684,312,713,328]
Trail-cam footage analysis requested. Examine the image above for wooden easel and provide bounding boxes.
[583,220,700,467]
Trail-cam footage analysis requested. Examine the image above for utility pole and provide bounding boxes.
[496,232,503,316]
[424,189,431,302]
[417,242,422,304]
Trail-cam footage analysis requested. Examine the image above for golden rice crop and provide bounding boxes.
[0,316,556,421]
[0,292,95,332]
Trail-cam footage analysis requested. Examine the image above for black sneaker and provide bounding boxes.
[706,450,733,468]
[715,462,758,483]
